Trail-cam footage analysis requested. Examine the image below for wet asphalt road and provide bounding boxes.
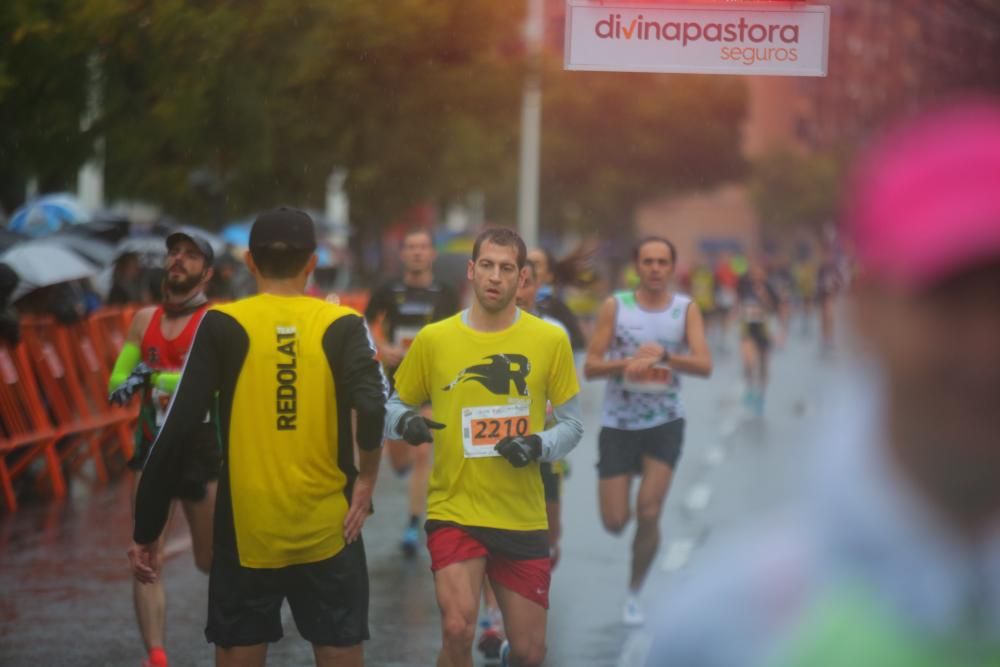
[0,326,847,667]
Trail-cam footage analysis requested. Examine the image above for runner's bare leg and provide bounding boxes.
[435,559,487,667]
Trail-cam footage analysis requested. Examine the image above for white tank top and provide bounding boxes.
[600,291,690,430]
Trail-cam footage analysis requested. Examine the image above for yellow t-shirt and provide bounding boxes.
[393,311,579,531]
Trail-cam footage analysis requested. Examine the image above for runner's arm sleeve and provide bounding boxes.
[108,341,141,391]
[133,313,224,545]
[384,392,421,440]
[151,371,180,393]
[537,395,584,462]
[324,314,387,451]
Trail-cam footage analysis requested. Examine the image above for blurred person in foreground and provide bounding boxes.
[641,100,1000,666]
[130,208,387,667]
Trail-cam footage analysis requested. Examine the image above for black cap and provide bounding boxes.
[250,207,317,252]
[166,231,214,266]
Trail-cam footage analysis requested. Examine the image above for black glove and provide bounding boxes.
[399,411,445,446]
[109,362,155,406]
[494,434,542,468]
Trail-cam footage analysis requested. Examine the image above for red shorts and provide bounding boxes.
[427,524,552,609]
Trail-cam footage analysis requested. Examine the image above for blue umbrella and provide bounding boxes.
[9,193,91,238]
[221,222,252,248]
[316,246,335,268]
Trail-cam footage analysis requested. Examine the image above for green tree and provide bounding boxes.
[0,0,92,212]
[5,0,747,249]
[496,63,749,240]
[749,149,841,233]
[82,0,523,232]
[80,0,281,226]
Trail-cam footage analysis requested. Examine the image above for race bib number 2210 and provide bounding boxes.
[461,404,530,459]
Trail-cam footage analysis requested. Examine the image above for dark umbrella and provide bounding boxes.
[48,234,117,267]
[0,228,28,252]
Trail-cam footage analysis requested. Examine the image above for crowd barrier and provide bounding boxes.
[0,307,138,511]
[1,292,372,513]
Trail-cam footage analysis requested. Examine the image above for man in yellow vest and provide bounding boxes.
[129,208,388,667]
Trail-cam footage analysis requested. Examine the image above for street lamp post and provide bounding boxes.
[517,0,544,249]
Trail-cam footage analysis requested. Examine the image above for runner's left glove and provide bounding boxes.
[494,434,542,468]
[109,362,154,406]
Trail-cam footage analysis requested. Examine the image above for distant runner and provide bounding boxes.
[816,244,843,353]
[585,236,712,627]
[737,261,780,416]
[364,229,459,557]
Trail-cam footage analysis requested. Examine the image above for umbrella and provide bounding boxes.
[221,222,252,248]
[115,236,168,268]
[8,193,91,238]
[1,240,99,301]
[61,214,131,244]
[0,228,28,252]
[48,234,117,267]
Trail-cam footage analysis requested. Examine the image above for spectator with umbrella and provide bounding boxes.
[1,241,102,324]
[8,193,90,238]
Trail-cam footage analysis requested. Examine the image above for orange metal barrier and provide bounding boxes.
[3,295,375,511]
[0,342,67,512]
[19,316,131,488]
[87,307,130,372]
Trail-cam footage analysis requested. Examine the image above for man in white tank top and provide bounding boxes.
[584,236,713,626]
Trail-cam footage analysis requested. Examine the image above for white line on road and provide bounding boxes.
[704,445,726,466]
[684,482,713,512]
[616,630,653,667]
[660,539,696,572]
[719,413,742,439]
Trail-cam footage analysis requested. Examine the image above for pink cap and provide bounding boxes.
[847,99,1000,288]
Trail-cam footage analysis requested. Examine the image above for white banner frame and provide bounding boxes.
[565,1,830,77]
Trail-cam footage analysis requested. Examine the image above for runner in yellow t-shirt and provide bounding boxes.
[385,228,583,667]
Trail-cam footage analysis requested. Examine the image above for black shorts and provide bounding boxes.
[742,322,771,351]
[128,423,221,501]
[206,539,370,648]
[540,462,561,503]
[597,419,685,478]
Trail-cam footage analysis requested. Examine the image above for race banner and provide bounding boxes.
[565,1,829,77]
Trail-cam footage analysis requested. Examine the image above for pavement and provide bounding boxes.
[0,321,848,666]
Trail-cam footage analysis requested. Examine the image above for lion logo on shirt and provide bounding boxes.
[442,354,531,396]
